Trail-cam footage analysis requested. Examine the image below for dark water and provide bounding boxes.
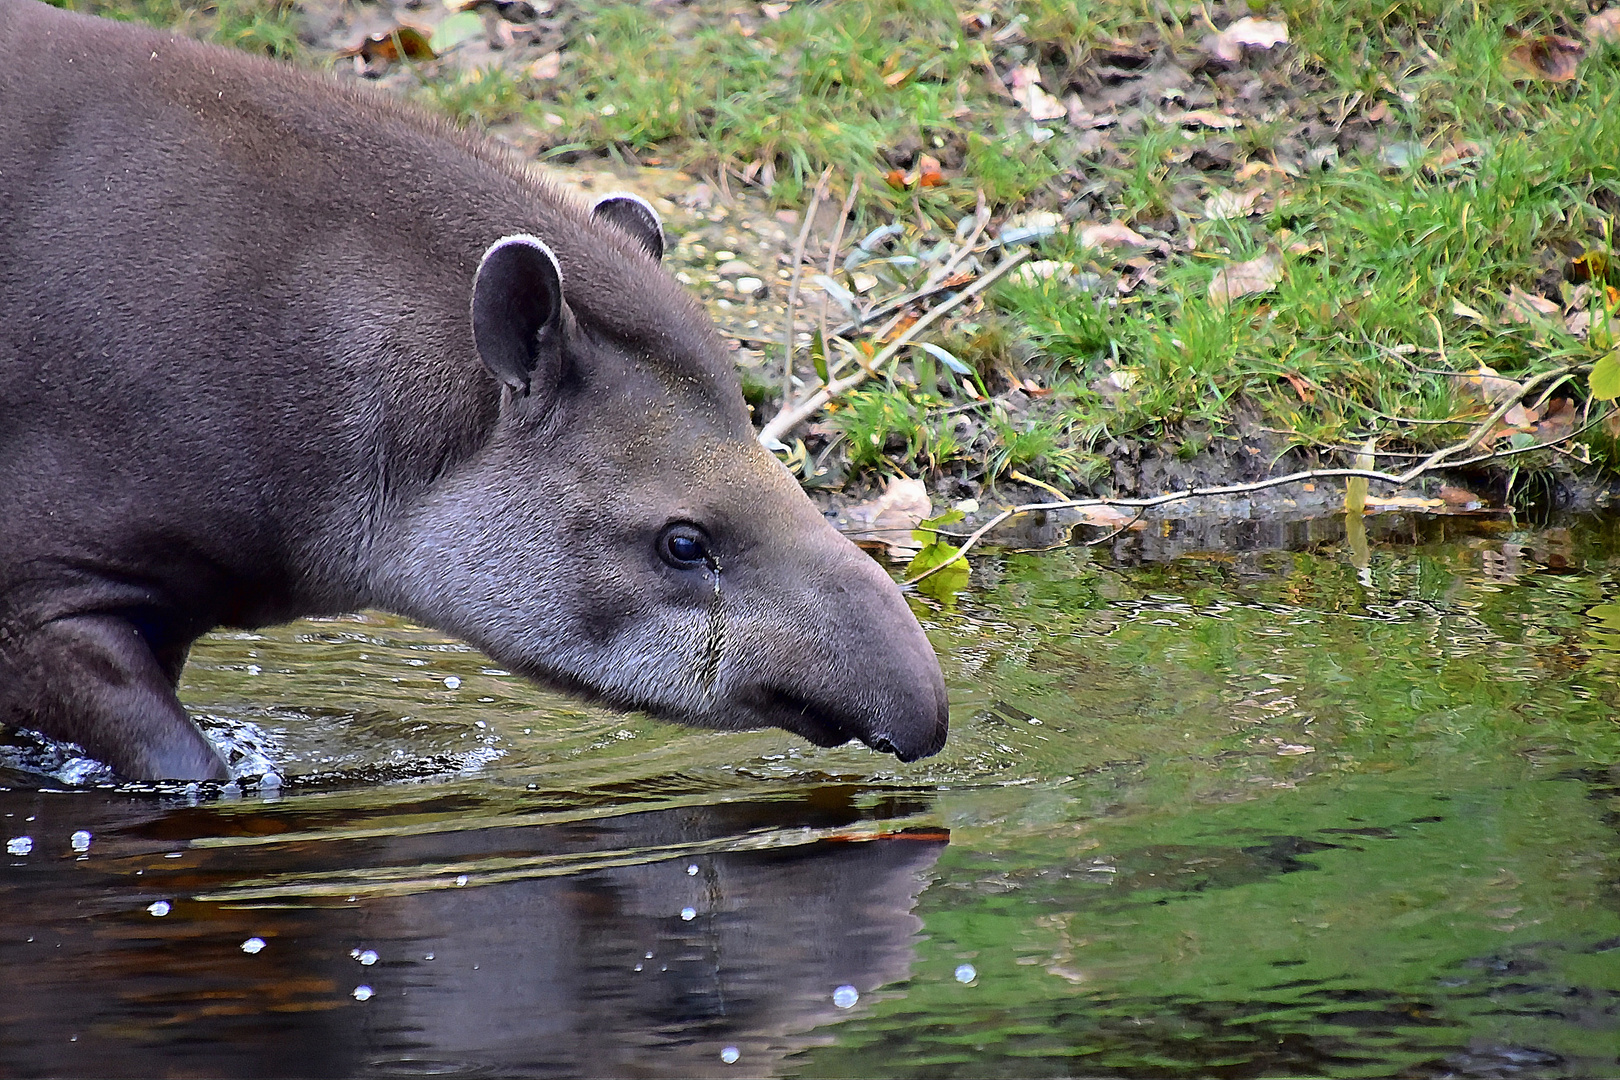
[3,512,1618,1078]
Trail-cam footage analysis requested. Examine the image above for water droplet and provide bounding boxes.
[423,953,435,961]
[241,937,266,955]
[954,964,977,983]
[680,907,696,921]
[352,985,373,1001]
[147,901,171,917]
[687,864,699,876]
[6,836,32,856]
[356,949,379,966]
[70,831,92,853]
[832,985,858,1009]
[443,676,461,689]
[633,963,643,972]
[720,1047,740,1064]
[645,952,654,959]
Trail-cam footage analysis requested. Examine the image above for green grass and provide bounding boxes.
[60,0,1620,496]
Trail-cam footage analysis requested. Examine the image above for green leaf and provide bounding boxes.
[1590,351,1620,400]
[430,11,483,53]
[911,508,964,547]
[811,328,829,385]
[905,539,970,602]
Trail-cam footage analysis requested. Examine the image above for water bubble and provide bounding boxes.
[720,1047,740,1064]
[70,831,92,853]
[352,985,373,1001]
[354,949,379,967]
[680,907,697,921]
[241,937,266,955]
[832,985,858,1009]
[443,676,462,689]
[147,901,171,917]
[954,964,977,983]
[687,864,699,876]
[6,836,32,856]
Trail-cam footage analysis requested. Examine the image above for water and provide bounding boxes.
[2,512,1618,1077]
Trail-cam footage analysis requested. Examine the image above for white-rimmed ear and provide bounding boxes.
[590,192,665,261]
[471,234,563,396]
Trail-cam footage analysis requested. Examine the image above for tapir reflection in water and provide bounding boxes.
[0,0,948,782]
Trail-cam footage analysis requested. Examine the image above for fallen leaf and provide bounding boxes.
[1501,284,1560,324]
[1364,496,1445,510]
[1282,371,1314,402]
[1587,8,1620,43]
[1501,402,1540,430]
[1202,186,1264,220]
[1009,260,1079,286]
[1377,140,1427,170]
[841,476,933,556]
[760,2,791,18]
[1505,34,1585,82]
[1073,505,1145,529]
[883,168,908,189]
[1533,397,1577,443]
[1438,485,1484,509]
[916,154,945,187]
[1007,65,1067,121]
[1451,298,1489,323]
[339,24,437,62]
[1202,16,1290,63]
[526,51,561,79]
[1172,109,1239,130]
[1571,250,1611,283]
[1076,221,1149,249]
[1208,243,1283,308]
[1453,364,1522,405]
[426,12,480,53]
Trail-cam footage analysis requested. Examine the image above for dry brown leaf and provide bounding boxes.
[1453,364,1522,405]
[1451,298,1489,323]
[1208,243,1283,308]
[1501,284,1561,323]
[1077,221,1149,249]
[1073,505,1145,529]
[841,476,933,556]
[1173,109,1240,130]
[1202,17,1290,63]
[1438,485,1485,509]
[1505,34,1585,82]
[1364,495,1444,510]
[527,51,561,79]
[1587,8,1620,43]
[1533,397,1577,443]
[1007,65,1067,121]
[337,25,436,62]
[1203,187,1265,220]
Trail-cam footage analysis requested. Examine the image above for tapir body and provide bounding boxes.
[0,0,947,781]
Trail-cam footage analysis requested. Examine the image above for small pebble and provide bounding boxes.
[352,985,373,1001]
[443,676,461,689]
[241,937,266,955]
[70,831,92,853]
[6,836,32,856]
[147,901,171,917]
[832,984,858,1009]
[720,1047,740,1064]
[680,907,697,921]
[955,964,977,983]
[687,864,699,876]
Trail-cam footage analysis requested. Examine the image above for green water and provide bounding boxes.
[2,513,1617,1076]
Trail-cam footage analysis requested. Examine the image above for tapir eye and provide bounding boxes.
[657,523,711,570]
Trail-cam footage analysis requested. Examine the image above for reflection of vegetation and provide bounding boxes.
[797,520,1620,1077]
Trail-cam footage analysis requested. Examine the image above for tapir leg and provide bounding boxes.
[4,614,228,782]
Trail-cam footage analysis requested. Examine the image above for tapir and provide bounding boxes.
[0,0,948,782]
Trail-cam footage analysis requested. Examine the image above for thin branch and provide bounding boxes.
[1391,363,1582,483]
[759,250,1031,445]
[780,167,833,401]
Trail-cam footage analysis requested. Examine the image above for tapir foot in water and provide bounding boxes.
[3,616,229,781]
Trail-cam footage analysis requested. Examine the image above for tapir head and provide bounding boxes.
[373,193,947,762]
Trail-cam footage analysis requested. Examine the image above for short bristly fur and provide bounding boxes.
[0,0,947,781]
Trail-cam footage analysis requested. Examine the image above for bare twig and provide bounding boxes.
[759,249,1031,445]
[828,195,992,340]
[780,167,833,401]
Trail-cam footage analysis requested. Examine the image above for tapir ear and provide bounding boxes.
[472,234,564,396]
[590,192,665,261]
